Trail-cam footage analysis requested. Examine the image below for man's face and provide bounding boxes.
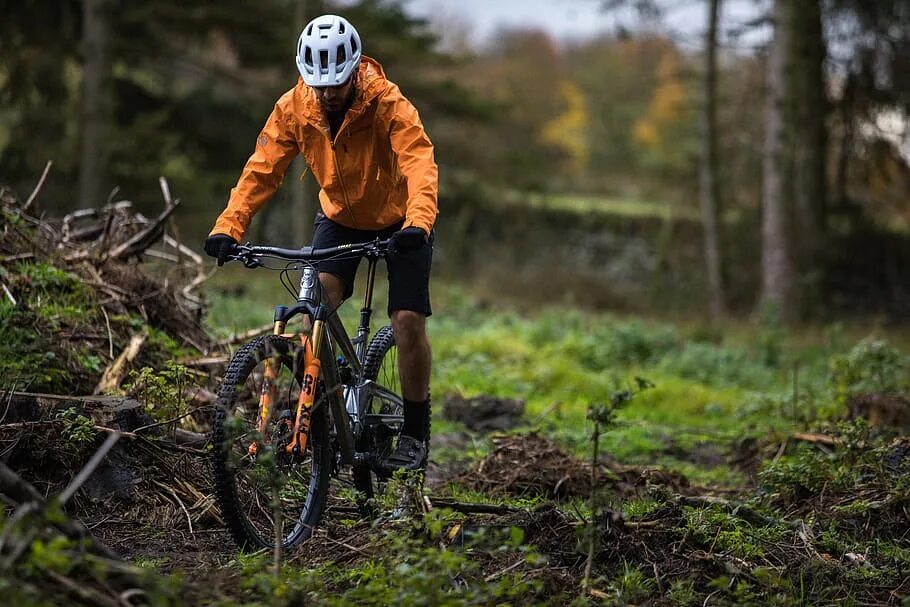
[314,74,356,113]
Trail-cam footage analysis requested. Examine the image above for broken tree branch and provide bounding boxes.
[94,331,148,395]
[106,181,180,261]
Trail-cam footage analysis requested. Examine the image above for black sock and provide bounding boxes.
[402,397,428,441]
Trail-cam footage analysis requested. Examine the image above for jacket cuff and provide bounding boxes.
[402,219,432,236]
[209,224,244,242]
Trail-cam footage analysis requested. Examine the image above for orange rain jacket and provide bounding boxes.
[210,56,438,241]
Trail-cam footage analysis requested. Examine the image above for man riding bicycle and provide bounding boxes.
[204,14,436,472]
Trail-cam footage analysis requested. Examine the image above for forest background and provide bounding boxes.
[4,0,909,322]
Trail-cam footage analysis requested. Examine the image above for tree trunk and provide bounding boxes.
[788,0,827,277]
[761,0,796,319]
[699,0,725,318]
[78,0,112,208]
[760,0,826,320]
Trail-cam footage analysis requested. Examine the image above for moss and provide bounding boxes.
[683,505,791,560]
[623,497,661,518]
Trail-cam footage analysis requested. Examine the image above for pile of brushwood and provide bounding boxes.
[0,175,213,395]
[0,174,231,604]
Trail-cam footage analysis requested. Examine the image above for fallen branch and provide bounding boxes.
[0,391,144,428]
[94,331,148,395]
[58,432,121,505]
[428,498,523,515]
[0,252,35,264]
[0,461,120,561]
[792,432,840,446]
[180,355,230,368]
[216,323,274,348]
[106,180,180,261]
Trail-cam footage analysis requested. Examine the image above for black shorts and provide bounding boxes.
[311,212,433,317]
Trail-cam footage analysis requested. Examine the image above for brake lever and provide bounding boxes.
[241,256,262,269]
[228,245,262,268]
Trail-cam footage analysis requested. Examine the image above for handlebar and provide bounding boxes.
[227,238,390,268]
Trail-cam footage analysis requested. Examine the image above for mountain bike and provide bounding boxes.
[211,238,428,550]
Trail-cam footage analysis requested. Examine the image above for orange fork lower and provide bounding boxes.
[248,354,281,457]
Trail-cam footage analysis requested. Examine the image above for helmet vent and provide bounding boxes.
[304,47,313,66]
[337,45,347,63]
[319,49,329,70]
[338,22,345,34]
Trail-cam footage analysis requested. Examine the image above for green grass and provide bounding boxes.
[501,190,699,221]
[203,272,907,490]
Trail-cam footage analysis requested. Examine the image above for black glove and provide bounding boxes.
[389,226,427,253]
[203,234,237,266]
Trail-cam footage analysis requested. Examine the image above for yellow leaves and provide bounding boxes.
[633,49,687,153]
[540,81,590,175]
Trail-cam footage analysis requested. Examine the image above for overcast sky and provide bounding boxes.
[402,0,771,51]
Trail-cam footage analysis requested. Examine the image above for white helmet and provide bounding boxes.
[296,15,362,87]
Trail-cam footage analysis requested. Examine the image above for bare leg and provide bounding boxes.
[390,310,431,401]
[318,272,346,309]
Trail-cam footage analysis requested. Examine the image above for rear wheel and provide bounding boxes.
[353,325,430,509]
[212,335,331,550]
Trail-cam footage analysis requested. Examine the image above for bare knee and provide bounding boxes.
[390,310,426,349]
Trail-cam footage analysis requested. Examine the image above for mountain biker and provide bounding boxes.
[203,14,436,473]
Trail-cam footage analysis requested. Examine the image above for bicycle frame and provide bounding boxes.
[242,241,403,470]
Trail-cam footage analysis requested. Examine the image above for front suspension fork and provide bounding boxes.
[249,305,327,458]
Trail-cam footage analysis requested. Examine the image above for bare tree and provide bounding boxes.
[78,0,112,208]
[699,0,725,318]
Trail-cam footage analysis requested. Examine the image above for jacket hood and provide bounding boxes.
[296,55,389,125]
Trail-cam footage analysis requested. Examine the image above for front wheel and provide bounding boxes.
[212,335,332,550]
[353,325,431,507]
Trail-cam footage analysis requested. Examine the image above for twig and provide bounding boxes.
[45,569,121,607]
[583,418,600,590]
[0,252,34,263]
[163,233,203,265]
[483,557,527,582]
[22,160,52,212]
[314,532,373,557]
[58,432,121,505]
[792,432,839,446]
[427,498,522,514]
[143,249,181,263]
[100,305,114,359]
[153,480,195,541]
[1,283,15,306]
[131,406,207,435]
